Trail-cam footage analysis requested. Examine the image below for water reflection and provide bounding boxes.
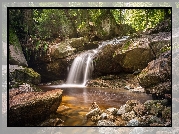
[38,86,152,126]
[40,86,152,109]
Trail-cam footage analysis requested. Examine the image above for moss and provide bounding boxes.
[24,67,40,78]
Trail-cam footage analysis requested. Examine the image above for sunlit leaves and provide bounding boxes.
[124,9,166,31]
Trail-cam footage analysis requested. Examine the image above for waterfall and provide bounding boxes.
[60,36,129,87]
[66,52,94,86]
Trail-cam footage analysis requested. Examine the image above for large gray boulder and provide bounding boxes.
[9,44,28,67]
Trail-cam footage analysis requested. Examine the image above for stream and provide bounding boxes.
[38,85,152,126]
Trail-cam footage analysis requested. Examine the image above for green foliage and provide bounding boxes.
[124,9,166,32]
[9,28,21,51]
[33,9,68,40]
[9,8,171,57]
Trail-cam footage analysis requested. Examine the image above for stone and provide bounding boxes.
[86,108,101,119]
[100,112,108,120]
[93,44,123,76]
[9,44,28,67]
[9,65,41,85]
[138,51,171,99]
[121,111,136,121]
[106,107,118,115]
[51,42,75,59]
[69,37,87,48]
[9,89,63,126]
[126,118,139,126]
[97,120,116,126]
[138,51,171,88]
[129,86,145,93]
[117,104,126,115]
[113,38,155,72]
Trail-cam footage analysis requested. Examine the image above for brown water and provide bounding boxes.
[39,86,152,126]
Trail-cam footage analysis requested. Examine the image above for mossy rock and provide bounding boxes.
[15,67,41,85]
[69,37,87,48]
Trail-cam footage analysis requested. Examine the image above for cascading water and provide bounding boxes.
[66,51,95,86]
[61,36,129,87]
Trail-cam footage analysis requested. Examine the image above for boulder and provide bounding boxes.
[9,65,41,85]
[138,51,171,99]
[50,42,75,59]
[93,44,123,76]
[9,44,28,67]
[69,37,87,49]
[138,51,171,88]
[113,38,155,72]
[9,89,63,126]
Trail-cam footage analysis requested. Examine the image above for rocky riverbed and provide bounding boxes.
[84,99,171,126]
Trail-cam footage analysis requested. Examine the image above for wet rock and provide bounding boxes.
[86,108,101,118]
[86,102,102,123]
[89,102,100,110]
[9,89,63,126]
[97,120,116,126]
[56,105,70,113]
